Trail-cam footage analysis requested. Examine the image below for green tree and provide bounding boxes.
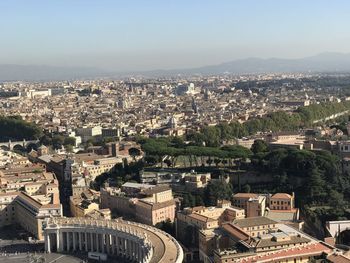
[182,193,196,208]
[242,184,251,193]
[329,189,344,209]
[305,168,325,203]
[40,134,52,146]
[204,180,232,206]
[65,144,73,153]
[52,135,65,149]
[155,219,175,236]
[64,136,76,146]
[195,194,204,206]
[202,126,221,147]
[129,147,141,161]
[0,116,43,141]
[251,139,269,154]
[171,136,185,148]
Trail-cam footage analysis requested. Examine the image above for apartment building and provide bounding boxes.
[0,161,63,240]
[100,183,176,226]
[198,216,322,263]
[232,192,299,223]
[0,191,62,240]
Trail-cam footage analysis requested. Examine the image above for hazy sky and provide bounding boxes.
[1,0,350,71]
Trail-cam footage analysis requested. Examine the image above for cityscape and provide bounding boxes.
[2,1,350,263]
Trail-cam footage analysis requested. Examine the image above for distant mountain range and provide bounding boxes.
[146,52,350,76]
[2,52,350,81]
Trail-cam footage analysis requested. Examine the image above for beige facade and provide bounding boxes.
[70,197,99,217]
[0,192,17,226]
[176,200,245,253]
[198,215,328,263]
[269,193,294,210]
[100,185,176,226]
[84,157,122,179]
[233,192,297,220]
[232,193,266,217]
[184,172,211,191]
[233,216,278,237]
[69,189,111,220]
[0,192,62,240]
[0,162,63,240]
[135,199,176,225]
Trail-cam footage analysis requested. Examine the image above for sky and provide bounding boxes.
[1,0,350,71]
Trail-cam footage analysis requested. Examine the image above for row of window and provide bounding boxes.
[271,206,290,210]
[271,200,291,205]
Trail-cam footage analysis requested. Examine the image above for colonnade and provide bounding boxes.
[44,222,153,263]
[43,217,183,263]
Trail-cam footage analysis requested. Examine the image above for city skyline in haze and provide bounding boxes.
[1,0,350,71]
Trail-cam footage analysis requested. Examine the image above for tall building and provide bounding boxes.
[0,162,62,240]
[100,183,176,226]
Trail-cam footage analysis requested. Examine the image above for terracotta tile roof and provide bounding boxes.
[271,193,292,199]
[17,192,42,209]
[191,206,206,212]
[222,223,250,241]
[233,193,259,198]
[239,242,334,263]
[328,253,350,263]
[142,185,170,195]
[188,213,216,223]
[255,235,310,248]
[234,217,278,228]
[136,199,175,210]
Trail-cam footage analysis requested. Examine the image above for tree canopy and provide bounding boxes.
[0,116,42,142]
[189,101,350,146]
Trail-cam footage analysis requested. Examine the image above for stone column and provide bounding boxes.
[85,232,88,252]
[130,239,134,259]
[90,233,94,252]
[135,243,139,261]
[111,235,115,254]
[121,236,124,255]
[95,233,100,252]
[130,240,134,259]
[73,232,77,251]
[57,231,63,252]
[138,244,142,261]
[105,234,110,254]
[84,232,88,252]
[135,241,138,260]
[133,241,136,260]
[115,235,119,255]
[101,233,105,253]
[127,239,131,258]
[117,236,120,254]
[66,232,70,251]
[116,236,120,255]
[124,238,127,256]
[45,233,51,253]
[79,232,82,251]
